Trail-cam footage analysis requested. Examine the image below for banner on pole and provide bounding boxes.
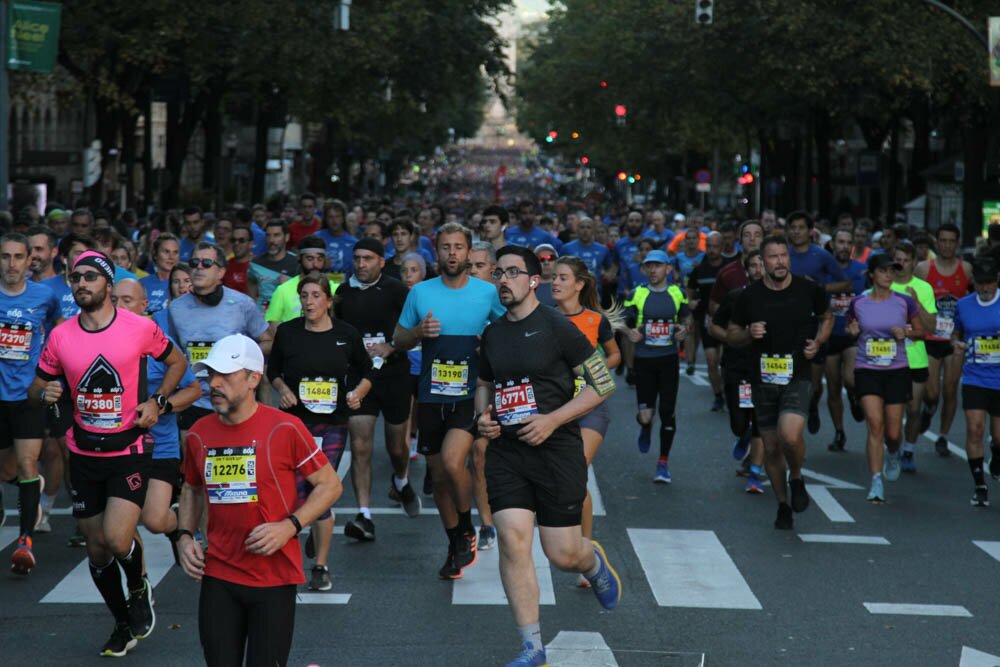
[991,17,1000,87]
[7,1,61,73]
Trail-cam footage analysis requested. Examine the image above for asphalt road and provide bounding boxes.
[3,363,999,667]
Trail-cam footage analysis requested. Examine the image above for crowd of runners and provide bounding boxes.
[1,195,998,666]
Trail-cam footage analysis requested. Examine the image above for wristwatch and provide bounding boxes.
[151,393,169,412]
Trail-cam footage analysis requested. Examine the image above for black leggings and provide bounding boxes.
[199,575,297,667]
[635,354,679,458]
[723,378,760,439]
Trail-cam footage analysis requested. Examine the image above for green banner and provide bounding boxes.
[984,200,1000,236]
[7,1,61,73]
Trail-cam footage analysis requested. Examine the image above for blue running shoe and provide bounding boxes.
[505,642,547,667]
[637,425,651,454]
[867,476,885,503]
[883,447,902,482]
[587,540,622,610]
[900,451,916,473]
[744,474,764,494]
[653,461,671,484]
[731,430,751,461]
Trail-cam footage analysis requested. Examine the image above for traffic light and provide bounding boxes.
[545,130,558,143]
[571,132,580,139]
[695,0,713,25]
[617,171,627,181]
[581,156,589,165]
[615,104,627,128]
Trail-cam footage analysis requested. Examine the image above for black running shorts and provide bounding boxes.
[0,399,46,449]
[854,368,912,405]
[486,437,586,528]
[416,400,476,455]
[70,448,152,518]
[352,375,412,425]
[963,384,1000,417]
[751,379,812,432]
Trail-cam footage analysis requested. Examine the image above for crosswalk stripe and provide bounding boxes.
[297,592,351,604]
[798,534,889,545]
[547,631,619,667]
[0,526,19,551]
[923,430,967,460]
[863,602,972,617]
[452,528,555,605]
[587,465,606,517]
[41,527,174,604]
[808,486,856,523]
[972,540,1000,563]
[627,528,761,610]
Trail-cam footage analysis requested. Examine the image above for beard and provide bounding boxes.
[440,260,467,278]
[73,283,109,312]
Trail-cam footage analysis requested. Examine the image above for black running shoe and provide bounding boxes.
[100,622,137,657]
[344,513,375,541]
[388,475,422,517]
[789,478,810,513]
[990,442,1000,480]
[827,430,846,452]
[685,365,696,376]
[807,407,820,435]
[848,391,864,423]
[972,486,990,508]
[935,435,950,457]
[453,529,478,570]
[438,549,462,580]
[774,503,794,530]
[126,578,155,639]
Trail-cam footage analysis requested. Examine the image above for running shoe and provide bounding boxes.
[685,365,695,376]
[744,474,764,494]
[827,430,846,452]
[305,528,316,559]
[972,486,990,508]
[653,461,671,484]
[918,405,933,435]
[710,394,725,412]
[10,536,35,575]
[308,565,332,591]
[989,442,1000,479]
[454,529,478,570]
[867,476,885,503]
[731,431,751,461]
[774,502,793,530]
[935,435,950,457]
[900,451,917,474]
[789,478,810,513]
[438,549,462,580]
[576,573,591,588]
[126,577,155,639]
[478,525,497,551]
[615,363,624,376]
[68,527,86,547]
[625,368,636,386]
[586,540,622,610]
[505,642,548,667]
[100,622,137,657]
[807,406,820,434]
[883,448,902,482]
[637,424,652,454]
[388,475,422,517]
[36,511,52,533]
[848,392,864,423]
[344,514,375,541]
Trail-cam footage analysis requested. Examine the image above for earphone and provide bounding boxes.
[530,280,537,287]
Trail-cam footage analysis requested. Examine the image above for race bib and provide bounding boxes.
[430,359,469,396]
[760,355,793,385]
[495,379,539,426]
[738,381,754,408]
[573,375,586,398]
[973,337,1000,365]
[645,319,675,347]
[830,293,852,317]
[76,390,124,429]
[205,446,258,504]
[865,338,897,367]
[299,377,338,414]
[187,341,213,377]
[934,316,955,339]
[0,321,32,361]
[364,334,387,370]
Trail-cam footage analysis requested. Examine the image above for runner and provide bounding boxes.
[139,233,180,314]
[469,241,497,282]
[399,253,429,490]
[825,228,868,451]
[505,200,560,251]
[386,218,435,281]
[1,233,61,571]
[475,245,620,667]
[177,334,342,666]
[335,238,419,542]
[264,236,336,326]
[393,222,505,579]
[687,231,726,409]
[709,220,765,315]
[623,249,690,482]
[221,225,253,294]
[29,249,188,656]
[269,273,372,588]
[915,223,973,456]
[727,236,832,529]
[27,224,58,282]
[532,243,558,307]
[953,259,1000,507]
[561,217,612,297]
[552,255,622,582]
[846,254,923,502]
[248,220,299,309]
[479,205,509,252]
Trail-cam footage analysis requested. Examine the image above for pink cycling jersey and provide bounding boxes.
[37,308,172,457]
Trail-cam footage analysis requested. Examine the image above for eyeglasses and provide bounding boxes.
[69,271,102,284]
[232,238,250,244]
[491,267,532,281]
[189,258,220,269]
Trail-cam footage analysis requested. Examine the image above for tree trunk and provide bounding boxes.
[961,116,987,244]
[251,101,269,203]
[162,92,207,208]
[887,117,901,219]
[814,110,832,217]
[909,102,931,202]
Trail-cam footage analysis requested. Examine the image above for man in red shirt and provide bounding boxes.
[709,219,765,315]
[222,226,253,294]
[176,334,341,666]
[288,192,321,249]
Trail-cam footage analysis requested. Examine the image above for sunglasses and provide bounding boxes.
[537,255,555,262]
[232,237,250,243]
[189,258,220,269]
[69,271,102,284]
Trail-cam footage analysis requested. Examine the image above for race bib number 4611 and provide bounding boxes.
[205,446,258,504]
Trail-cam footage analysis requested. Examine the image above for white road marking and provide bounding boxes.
[960,645,1000,666]
[587,465,606,517]
[685,371,710,387]
[863,603,972,617]
[338,451,352,480]
[0,526,19,551]
[453,527,554,605]
[800,468,863,490]
[808,486,856,523]
[297,592,352,604]
[547,631,619,667]
[973,541,1000,563]
[798,534,889,545]
[627,528,761,610]
[923,430,967,460]
[42,527,174,604]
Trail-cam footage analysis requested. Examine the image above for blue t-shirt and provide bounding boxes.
[147,334,198,459]
[0,281,61,400]
[167,287,269,410]
[251,223,267,258]
[387,236,435,261]
[114,266,139,284]
[139,274,171,314]
[622,261,648,294]
[673,251,704,285]
[178,233,217,263]
[614,236,643,294]
[41,275,79,320]
[830,260,868,337]
[561,241,612,280]
[152,307,171,335]
[504,226,561,252]
[316,230,358,277]
[643,228,675,245]
[954,292,1000,390]
[789,244,846,285]
[398,277,505,403]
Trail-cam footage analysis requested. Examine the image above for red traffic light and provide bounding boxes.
[547,130,558,139]
[617,171,627,181]
[738,174,755,185]
[581,156,589,165]
[614,104,627,117]
[600,80,608,88]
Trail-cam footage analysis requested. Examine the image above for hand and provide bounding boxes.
[626,328,643,343]
[890,326,907,341]
[517,413,558,446]
[134,398,160,429]
[245,520,296,556]
[366,342,394,358]
[40,380,63,405]
[953,339,967,352]
[179,536,205,581]
[804,338,819,359]
[673,324,688,343]
[477,405,500,440]
[688,298,700,310]
[846,320,860,337]
[278,388,298,409]
[749,321,767,339]
[421,310,441,338]
[346,390,362,410]
[905,286,918,300]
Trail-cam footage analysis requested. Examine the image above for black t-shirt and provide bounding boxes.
[479,304,594,446]
[731,276,829,385]
[712,287,754,382]
[688,257,726,318]
[334,273,410,378]
[267,318,374,425]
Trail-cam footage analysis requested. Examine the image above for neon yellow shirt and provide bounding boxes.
[265,275,340,323]
[890,276,936,370]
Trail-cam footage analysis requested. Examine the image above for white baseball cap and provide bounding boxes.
[192,334,265,375]
[673,213,686,222]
